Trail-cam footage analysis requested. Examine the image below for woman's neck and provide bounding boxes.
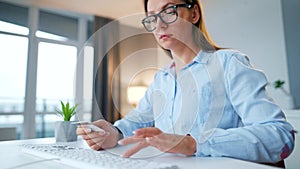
[171,44,201,74]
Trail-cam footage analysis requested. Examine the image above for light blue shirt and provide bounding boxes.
[114,49,294,163]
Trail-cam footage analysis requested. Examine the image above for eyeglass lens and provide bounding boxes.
[142,6,178,32]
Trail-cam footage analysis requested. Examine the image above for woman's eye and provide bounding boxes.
[166,11,175,15]
[164,9,175,15]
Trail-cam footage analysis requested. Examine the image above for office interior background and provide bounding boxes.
[0,0,299,142]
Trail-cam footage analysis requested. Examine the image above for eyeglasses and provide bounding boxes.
[141,4,193,32]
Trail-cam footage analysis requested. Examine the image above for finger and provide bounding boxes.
[122,141,149,158]
[85,134,109,150]
[118,137,145,146]
[145,136,168,152]
[86,135,105,144]
[134,127,162,137]
[93,119,112,129]
[76,126,92,135]
[146,135,184,153]
[86,139,104,150]
[90,143,103,151]
[83,131,109,140]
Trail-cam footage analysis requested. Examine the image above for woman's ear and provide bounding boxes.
[191,5,200,24]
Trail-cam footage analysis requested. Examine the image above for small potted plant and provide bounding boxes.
[55,101,79,142]
[273,80,295,109]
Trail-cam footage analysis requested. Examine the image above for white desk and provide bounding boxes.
[0,137,279,169]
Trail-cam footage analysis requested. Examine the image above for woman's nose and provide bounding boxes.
[155,16,167,30]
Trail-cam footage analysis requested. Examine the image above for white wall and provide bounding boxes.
[281,0,300,108]
[201,0,289,106]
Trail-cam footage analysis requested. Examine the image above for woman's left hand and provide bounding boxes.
[118,127,197,158]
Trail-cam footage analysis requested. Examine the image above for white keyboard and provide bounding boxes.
[21,143,178,169]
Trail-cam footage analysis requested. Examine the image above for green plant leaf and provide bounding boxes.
[273,80,285,89]
[56,101,79,121]
[55,108,63,119]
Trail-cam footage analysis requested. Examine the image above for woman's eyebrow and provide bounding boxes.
[147,2,176,15]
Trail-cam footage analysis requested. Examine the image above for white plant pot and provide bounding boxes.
[283,94,296,110]
[55,121,77,142]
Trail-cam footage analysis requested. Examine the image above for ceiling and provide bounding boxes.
[3,0,145,27]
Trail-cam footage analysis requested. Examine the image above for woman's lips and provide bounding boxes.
[159,34,171,40]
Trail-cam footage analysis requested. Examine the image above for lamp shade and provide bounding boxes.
[127,86,147,106]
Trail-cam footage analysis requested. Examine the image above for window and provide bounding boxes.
[38,10,78,41]
[0,2,29,139]
[0,21,29,36]
[0,34,28,113]
[35,42,77,138]
[0,1,94,139]
[36,42,77,112]
[83,46,94,113]
[0,2,28,29]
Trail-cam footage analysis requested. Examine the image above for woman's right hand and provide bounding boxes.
[76,119,122,150]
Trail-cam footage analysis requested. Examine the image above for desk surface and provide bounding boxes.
[0,137,279,169]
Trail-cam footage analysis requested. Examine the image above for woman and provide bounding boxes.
[77,0,294,165]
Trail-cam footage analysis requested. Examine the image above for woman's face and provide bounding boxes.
[146,0,198,51]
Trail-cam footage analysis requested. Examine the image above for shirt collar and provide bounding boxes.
[162,62,175,76]
[193,50,213,64]
[162,50,214,76]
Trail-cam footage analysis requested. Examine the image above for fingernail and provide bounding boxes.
[145,137,150,142]
[98,131,107,135]
[120,154,129,158]
[84,128,92,133]
[118,140,123,145]
[132,131,136,134]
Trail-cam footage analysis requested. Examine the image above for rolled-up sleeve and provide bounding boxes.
[114,108,154,137]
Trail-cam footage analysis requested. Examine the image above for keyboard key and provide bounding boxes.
[21,144,178,169]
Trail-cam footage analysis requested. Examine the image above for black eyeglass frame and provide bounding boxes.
[141,4,193,32]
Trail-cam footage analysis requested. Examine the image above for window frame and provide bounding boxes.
[0,3,93,139]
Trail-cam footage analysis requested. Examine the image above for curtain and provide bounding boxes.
[91,16,121,123]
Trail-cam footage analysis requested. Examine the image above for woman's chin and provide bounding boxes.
[158,41,173,50]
